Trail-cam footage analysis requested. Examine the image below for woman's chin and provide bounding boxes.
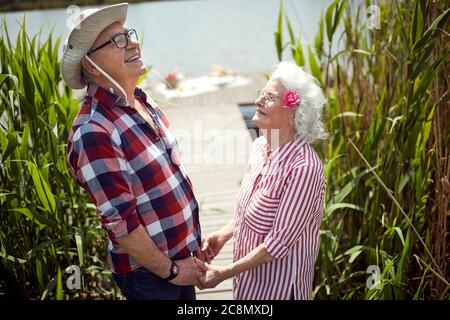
[255,121,268,130]
[253,115,266,128]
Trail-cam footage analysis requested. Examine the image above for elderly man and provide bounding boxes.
[62,3,205,300]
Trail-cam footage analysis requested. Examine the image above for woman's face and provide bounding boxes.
[253,80,294,130]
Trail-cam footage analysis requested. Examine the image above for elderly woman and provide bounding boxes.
[197,61,327,299]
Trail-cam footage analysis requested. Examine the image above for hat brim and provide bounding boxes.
[61,3,128,89]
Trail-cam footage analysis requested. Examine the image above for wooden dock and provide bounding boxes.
[142,72,266,299]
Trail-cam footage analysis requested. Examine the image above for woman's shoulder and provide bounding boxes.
[250,136,267,154]
[253,135,267,147]
[290,143,324,175]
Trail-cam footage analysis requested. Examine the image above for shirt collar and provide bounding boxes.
[262,135,307,169]
[86,83,148,109]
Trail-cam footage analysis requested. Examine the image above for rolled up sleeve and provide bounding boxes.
[264,165,324,259]
[72,122,140,241]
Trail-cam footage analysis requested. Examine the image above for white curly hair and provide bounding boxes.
[270,61,328,144]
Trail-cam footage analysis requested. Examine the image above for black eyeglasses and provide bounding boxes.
[88,29,138,55]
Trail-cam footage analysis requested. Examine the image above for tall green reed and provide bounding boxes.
[275,0,449,299]
[0,19,119,300]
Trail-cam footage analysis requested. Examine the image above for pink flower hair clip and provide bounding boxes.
[283,89,301,109]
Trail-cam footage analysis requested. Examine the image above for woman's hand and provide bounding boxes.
[195,260,230,289]
[194,237,210,263]
[195,220,234,264]
[200,232,228,263]
[195,243,274,290]
[194,233,224,263]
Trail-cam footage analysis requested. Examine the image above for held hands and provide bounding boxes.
[169,256,207,287]
[191,231,230,289]
[194,260,230,289]
[195,232,227,264]
[171,231,227,288]
[168,256,228,290]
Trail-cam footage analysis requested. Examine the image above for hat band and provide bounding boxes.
[85,55,128,102]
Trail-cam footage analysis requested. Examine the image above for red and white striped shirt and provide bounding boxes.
[233,136,326,300]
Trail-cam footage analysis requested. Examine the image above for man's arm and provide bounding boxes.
[117,225,206,286]
[71,123,204,285]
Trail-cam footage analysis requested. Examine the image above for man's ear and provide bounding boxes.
[81,56,100,77]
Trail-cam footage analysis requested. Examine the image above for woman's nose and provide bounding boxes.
[255,95,264,107]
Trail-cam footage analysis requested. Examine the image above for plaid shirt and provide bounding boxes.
[66,84,201,273]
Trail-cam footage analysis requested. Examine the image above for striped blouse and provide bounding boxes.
[233,136,326,300]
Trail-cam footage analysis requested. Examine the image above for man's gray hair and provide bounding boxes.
[80,64,93,85]
[270,61,328,144]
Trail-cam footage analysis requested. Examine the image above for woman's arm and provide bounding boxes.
[226,243,274,275]
[217,219,234,241]
[198,164,324,289]
[198,243,274,288]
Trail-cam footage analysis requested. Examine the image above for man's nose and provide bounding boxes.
[127,36,139,49]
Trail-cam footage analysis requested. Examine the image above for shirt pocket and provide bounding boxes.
[244,190,280,235]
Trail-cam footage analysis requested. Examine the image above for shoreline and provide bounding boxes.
[72,70,269,101]
[0,0,195,13]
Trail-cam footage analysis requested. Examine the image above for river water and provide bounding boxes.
[1,0,334,78]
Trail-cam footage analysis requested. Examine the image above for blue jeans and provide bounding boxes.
[112,266,196,300]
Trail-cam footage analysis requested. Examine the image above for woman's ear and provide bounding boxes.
[81,56,100,77]
[289,109,296,127]
[291,109,296,119]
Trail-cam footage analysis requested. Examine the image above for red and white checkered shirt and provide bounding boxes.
[67,84,201,273]
[233,136,326,299]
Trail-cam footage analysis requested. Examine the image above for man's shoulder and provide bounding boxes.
[69,113,118,149]
[71,99,117,137]
[73,120,109,137]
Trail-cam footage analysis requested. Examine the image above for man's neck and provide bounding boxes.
[94,79,136,107]
[122,81,137,107]
[126,94,136,107]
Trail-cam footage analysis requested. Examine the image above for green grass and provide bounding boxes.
[275,0,449,299]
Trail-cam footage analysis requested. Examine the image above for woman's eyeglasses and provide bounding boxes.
[257,90,282,105]
[88,29,138,55]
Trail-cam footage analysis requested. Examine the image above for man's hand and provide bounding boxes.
[170,256,207,287]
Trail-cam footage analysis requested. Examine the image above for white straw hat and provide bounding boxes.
[61,3,128,89]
